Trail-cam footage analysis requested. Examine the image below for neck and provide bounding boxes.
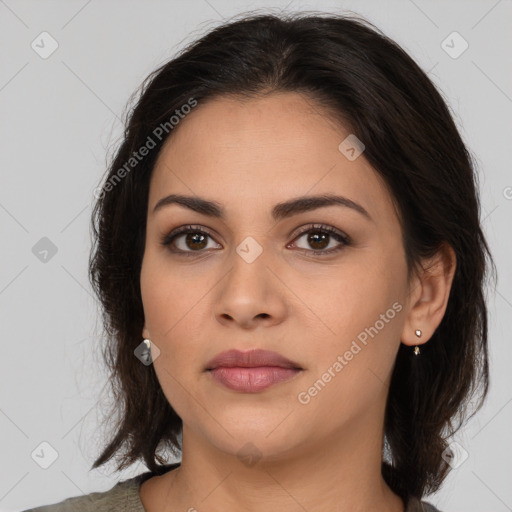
[161,415,404,512]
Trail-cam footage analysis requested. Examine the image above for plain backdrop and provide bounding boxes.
[1,1,511,511]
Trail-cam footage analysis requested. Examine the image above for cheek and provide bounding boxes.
[296,302,403,428]
[140,251,199,335]
[311,267,389,336]
[304,260,405,388]
[140,254,214,365]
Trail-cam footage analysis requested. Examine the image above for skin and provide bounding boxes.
[139,92,456,512]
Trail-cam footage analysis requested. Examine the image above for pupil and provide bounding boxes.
[186,233,207,250]
[309,232,328,250]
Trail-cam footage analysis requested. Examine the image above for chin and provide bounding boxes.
[201,420,304,464]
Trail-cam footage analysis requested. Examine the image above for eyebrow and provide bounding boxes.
[152,193,372,222]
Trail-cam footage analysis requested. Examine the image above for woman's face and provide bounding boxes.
[140,92,415,461]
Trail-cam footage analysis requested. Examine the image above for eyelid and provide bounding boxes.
[290,223,350,242]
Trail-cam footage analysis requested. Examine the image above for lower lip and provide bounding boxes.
[208,366,302,392]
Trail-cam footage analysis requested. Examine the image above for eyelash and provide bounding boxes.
[160,223,351,257]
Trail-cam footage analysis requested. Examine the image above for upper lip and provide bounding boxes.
[205,349,302,371]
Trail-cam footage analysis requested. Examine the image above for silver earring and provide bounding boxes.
[143,338,151,348]
[414,329,422,355]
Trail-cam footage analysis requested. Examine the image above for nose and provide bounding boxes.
[212,247,288,330]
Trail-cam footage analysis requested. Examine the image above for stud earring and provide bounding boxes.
[413,329,422,355]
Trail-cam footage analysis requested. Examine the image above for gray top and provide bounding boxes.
[22,464,442,512]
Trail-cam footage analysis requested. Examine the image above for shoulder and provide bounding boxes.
[19,473,150,512]
[418,502,442,512]
[406,495,443,512]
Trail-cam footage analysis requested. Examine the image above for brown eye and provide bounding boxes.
[181,232,208,251]
[289,224,350,255]
[161,225,221,255]
[161,223,350,258]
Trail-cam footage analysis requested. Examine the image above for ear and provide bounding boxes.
[401,242,457,347]
[142,323,151,340]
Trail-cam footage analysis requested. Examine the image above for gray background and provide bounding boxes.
[1,1,511,511]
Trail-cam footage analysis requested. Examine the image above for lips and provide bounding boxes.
[205,349,303,392]
[205,348,302,371]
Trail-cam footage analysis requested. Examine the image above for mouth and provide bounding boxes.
[205,349,303,393]
[205,348,302,371]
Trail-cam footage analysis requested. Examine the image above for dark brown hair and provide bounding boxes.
[88,11,496,503]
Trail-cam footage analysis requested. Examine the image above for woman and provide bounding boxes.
[24,11,495,512]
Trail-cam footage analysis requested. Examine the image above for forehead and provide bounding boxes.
[148,92,397,226]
